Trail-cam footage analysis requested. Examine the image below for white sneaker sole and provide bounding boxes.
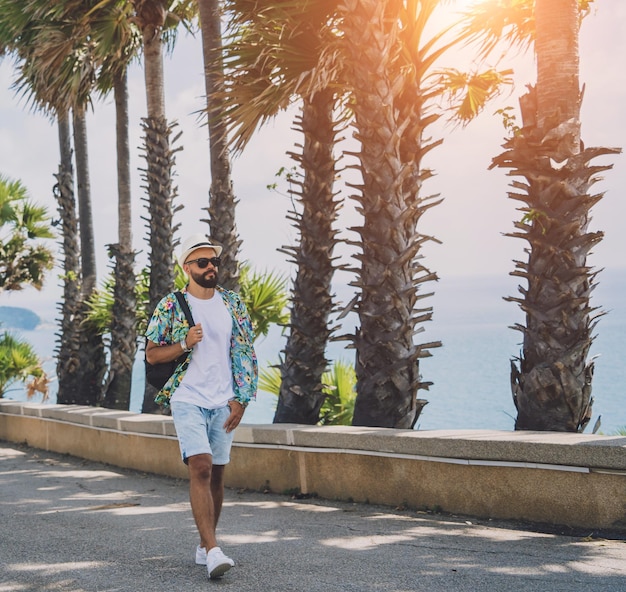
[208,561,233,579]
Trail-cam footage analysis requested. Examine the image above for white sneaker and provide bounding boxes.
[206,546,234,579]
[195,545,207,565]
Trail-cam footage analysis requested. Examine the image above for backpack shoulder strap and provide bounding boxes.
[175,291,196,328]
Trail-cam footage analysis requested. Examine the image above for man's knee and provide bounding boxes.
[188,453,213,481]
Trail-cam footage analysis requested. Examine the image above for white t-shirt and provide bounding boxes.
[170,291,235,409]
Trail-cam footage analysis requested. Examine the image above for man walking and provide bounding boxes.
[145,233,257,579]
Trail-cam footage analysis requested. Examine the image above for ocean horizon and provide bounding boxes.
[3,269,625,435]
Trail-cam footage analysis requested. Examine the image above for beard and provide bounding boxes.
[190,269,218,289]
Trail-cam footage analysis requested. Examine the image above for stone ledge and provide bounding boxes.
[1,401,625,530]
[234,423,626,471]
[3,402,625,470]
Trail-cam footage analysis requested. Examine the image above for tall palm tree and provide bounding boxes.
[220,0,345,424]
[53,110,84,402]
[468,0,620,431]
[132,0,177,315]
[89,0,143,409]
[196,0,241,290]
[335,0,451,428]
[0,0,108,405]
[130,0,196,413]
[337,0,512,428]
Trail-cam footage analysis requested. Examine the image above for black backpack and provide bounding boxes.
[145,291,195,390]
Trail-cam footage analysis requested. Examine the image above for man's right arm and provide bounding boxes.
[145,339,190,365]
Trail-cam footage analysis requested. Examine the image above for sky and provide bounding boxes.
[1,1,624,344]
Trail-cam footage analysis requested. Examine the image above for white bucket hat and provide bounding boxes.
[178,233,223,268]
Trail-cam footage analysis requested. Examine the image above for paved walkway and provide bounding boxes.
[1,441,625,592]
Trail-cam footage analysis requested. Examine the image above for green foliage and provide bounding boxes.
[259,359,357,426]
[520,208,548,234]
[495,106,520,135]
[266,166,300,196]
[318,360,357,426]
[0,175,55,292]
[437,67,514,124]
[258,363,282,396]
[0,331,47,398]
[238,262,290,339]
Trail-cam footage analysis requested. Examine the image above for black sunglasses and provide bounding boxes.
[185,256,221,269]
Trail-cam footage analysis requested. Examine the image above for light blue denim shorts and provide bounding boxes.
[170,402,234,465]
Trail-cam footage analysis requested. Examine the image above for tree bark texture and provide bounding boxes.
[104,72,137,410]
[339,0,440,428]
[197,0,241,291]
[274,89,341,425]
[54,111,84,405]
[496,0,621,431]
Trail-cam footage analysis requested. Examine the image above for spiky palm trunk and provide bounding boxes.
[495,0,620,431]
[198,0,241,290]
[104,72,137,410]
[135,0,178,413]
[339,0,439,428]
[274,89,340,424]
[72,106,107,405]
[73,106,97,296]
[54,111,83,404]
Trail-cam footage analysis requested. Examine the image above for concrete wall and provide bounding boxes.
[1,401,625,531]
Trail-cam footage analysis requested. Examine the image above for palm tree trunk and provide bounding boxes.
[72,106,107,405]
[104,71,137,410]
[274,89,340,424]
[339,0,438,428]
[197,0,241,290]
[73,106,97,296]
[496,0,620,431]
[54,110,84,404]
[136,3,177,413]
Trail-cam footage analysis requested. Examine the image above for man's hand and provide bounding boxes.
[224,400,245,433]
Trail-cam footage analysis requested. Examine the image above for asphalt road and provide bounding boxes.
[1,441,625,592]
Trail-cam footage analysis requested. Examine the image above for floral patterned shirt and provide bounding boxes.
[145,286,258,409]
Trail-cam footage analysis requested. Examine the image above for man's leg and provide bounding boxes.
[211,464,226,528]
[187,453,218,551]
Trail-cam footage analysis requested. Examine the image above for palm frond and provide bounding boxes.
[435,66,514,124]
[239,262,289,339]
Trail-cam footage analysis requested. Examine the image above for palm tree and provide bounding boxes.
[0,332,48,399]
[129,0,196,413]
[219,0,345,424]
[53,110,84,405]
[0,177,52,402]
[335,0,452,428]
[196,0,241,290]
[336,1,511,428]
[87,262,289,338]
[88,0,143,409]
[468,0,620,431]
[0,175,55,292]
[0,0,107,405]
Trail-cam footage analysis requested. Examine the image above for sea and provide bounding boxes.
[3,270,625,435]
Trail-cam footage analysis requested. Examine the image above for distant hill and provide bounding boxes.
[0,306,41,330]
